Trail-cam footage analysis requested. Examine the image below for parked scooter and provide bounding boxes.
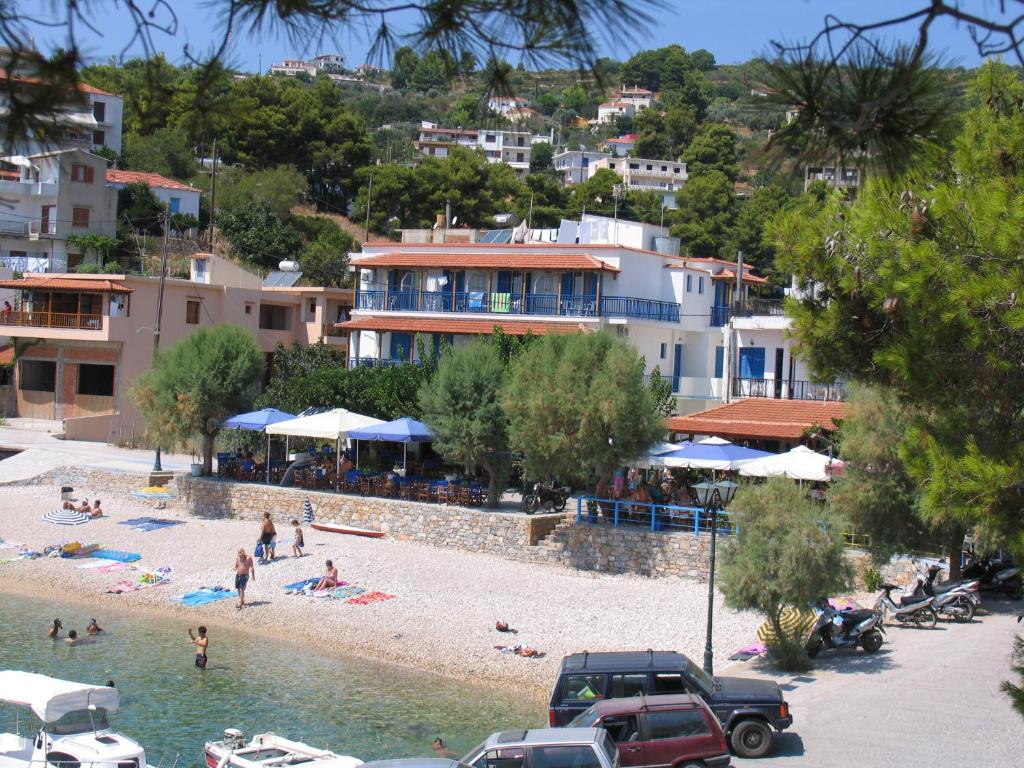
[521,481,570,514]
[874,584,938,629]
[805,599,885,657]
[962,556,1023,600]
[910,565,980,622]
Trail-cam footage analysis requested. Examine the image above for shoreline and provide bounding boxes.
[0,485,761,699]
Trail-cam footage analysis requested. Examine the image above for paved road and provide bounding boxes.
[0,421,192,482]
[730,600,1024,767]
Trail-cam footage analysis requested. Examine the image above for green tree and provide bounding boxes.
[503,332,663,489]
[682,123,739,180]
[116,182,165,235]
[720,478,851,670]
[299,226,355,288]
[391,47,419,90]
[771,62,1024,556]
[724,184,791,272]
[419,341,510,507]
[66,234,121,269]
[1002,635,1024,719]
[648,368,675,417]
[212,166,308,220]
[121,127,196,179]
[671,170,736,256]
[529,142,554,172]
[410,50,454,93]
[561,84,593,116]
[514,172,569,227]
[131,325,265,475]
[216,203,303,268]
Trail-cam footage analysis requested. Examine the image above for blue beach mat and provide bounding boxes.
[282,577,321,591]
[177,587,237,607]
[120,517,183,532]
[92,549,142,562]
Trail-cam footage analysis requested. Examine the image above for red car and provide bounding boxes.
[568,694,730,768]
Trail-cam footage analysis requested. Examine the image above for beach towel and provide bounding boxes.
[92,549,142,562]
[345,591,395,605]
[98,561,127,573]
[177,587,237,607]
[828,595,861,611]
[329,585,364,600]
[728,642,768,661]
[107,576,170,594]
[283,577,321,591]
[119,517,183,532]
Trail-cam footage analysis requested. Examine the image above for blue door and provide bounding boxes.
[711,281,730,326]
[389,332,413,363]
[671,343,683,393]
[739,347,766,379]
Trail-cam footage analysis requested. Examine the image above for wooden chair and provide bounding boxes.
[417,482,435,503]
[359,475,373,496]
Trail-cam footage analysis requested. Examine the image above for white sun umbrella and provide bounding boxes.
[266,408,386,485]
[739,445,844,482]
[653,436,773,471]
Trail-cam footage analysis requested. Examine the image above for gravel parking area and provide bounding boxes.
[0,486,762,696]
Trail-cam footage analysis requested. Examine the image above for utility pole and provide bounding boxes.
[364,171,373,242]
[151,204,170,473]
[612,183,623,245]
[527,191,534,229]
[443,199,451,242]
[209,138,218,251]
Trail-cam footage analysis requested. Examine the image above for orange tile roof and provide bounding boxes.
[106,169,199,192]
[353,252,620,272]
[711,268,769,285]
[0,277,133,294]
[78,82,116,96]
[665,399,846,442]
[0,70,117,97]
[338,316,594,336]
[0,346,12,366]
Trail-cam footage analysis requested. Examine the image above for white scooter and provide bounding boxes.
[910,563,981,622]
[874,583,938,629]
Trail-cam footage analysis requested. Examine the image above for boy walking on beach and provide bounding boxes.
[189,626,209,669]
[291,519,304,558]
[235,548,255,609]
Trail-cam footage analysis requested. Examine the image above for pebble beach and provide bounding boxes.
[0,485,762,698]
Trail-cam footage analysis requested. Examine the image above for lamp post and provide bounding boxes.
[691,478,739,676]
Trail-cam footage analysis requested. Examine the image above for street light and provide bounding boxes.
[691,478,739,676]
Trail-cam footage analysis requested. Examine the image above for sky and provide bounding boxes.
[21,1,1010,72]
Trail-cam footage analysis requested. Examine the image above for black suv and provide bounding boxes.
[548,651,792,759]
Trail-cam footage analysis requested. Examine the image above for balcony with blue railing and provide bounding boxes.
[356,289,680,323]
[710,298,786,326]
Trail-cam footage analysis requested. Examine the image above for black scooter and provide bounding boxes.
[962,556,1023,600]
[805,600,886,657]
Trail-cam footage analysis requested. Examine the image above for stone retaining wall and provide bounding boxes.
[1,467,155,498]
[175,476,565,557]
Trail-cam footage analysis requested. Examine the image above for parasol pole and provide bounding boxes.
[404,442,408,473]
[266,432,271,483]
[336,435,341,490]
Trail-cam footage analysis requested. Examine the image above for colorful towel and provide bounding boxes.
[177,587,237,607]
[98,562,127,573]
[107,577,170,594]
[92,549,142,562]
[330,585,365,600]
[828,595,860,611]
[345,591,395,605]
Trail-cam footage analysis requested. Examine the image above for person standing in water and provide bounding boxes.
[235,548,255,609]
[189,626,209,669]
[47,619,62,638]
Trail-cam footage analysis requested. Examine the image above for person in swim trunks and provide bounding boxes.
[259,513,276,562]
[189,626,209,669]
[234,548,255,609]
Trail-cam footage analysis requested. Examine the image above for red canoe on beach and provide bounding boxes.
[310,521,385,538]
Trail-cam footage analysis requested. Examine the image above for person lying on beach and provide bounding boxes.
[189,626,209,669]
[77,499,92,515]
[86,619,103,635]
[47,618,62,638]
[90,500,103,518]
[313,559,338,591]
[432,739,456,758]
[65,630,79,645]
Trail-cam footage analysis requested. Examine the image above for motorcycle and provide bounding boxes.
[910,564,980,622]
[873,583,938,629]
[962,556,1023,600]
[520,481,571,514]
[805,600,885,658]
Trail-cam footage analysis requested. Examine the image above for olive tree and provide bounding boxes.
[131,325,265,475]
[719,478,851,670]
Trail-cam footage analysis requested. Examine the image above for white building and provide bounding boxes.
[603,135,636,157]
[553,150,612,185]
[0,149,117,273]
[105,170,201,220]
[597,101,636,125]
[804,164,861,192]
[590,156,688,208]
[269,53,346,78]
[413,122,533,174]
[614,85,656,111]
[488,96,530,115]
[0,74,124,155]
[343,214,817,414]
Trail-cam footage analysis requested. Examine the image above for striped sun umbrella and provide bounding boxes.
[303,498,315,523]
[755,606,818,645]
[42,508,91,525]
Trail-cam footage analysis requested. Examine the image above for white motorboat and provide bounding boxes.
[0,671,157,768]
[204,730,362,768]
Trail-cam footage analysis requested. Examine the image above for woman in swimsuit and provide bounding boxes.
[314,559,338,591]
[259,513,276,562]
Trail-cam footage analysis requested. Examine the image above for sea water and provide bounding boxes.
[0,592,541,765]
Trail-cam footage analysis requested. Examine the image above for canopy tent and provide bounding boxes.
[347,417,434,472]
[224,408,295,431]
[266,408,386,487]
[650,436,773,471]
[0,671,120,722]
[739,445,844,482]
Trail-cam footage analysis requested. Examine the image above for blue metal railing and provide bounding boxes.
[350,356,408,368]
[710,305,730,326]
[356,288,680,322]
[575,496,738,535]
[601,296,681,322]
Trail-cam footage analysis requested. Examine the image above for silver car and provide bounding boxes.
[462,729,619,768]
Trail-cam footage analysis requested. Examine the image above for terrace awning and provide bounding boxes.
[650,436,773,470]
[224,408,295,432]
[347,417,433,443]
[0,277,133,293]
[739,445,844,482]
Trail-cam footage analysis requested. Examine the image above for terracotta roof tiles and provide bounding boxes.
[665,399,846,442]
[0,277,133,294]
[106,170,199,192]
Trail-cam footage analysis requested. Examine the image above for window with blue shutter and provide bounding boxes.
[739,347,766,379]
[714,346,725,378]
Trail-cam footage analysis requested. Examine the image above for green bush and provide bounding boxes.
[863,566,883,593]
